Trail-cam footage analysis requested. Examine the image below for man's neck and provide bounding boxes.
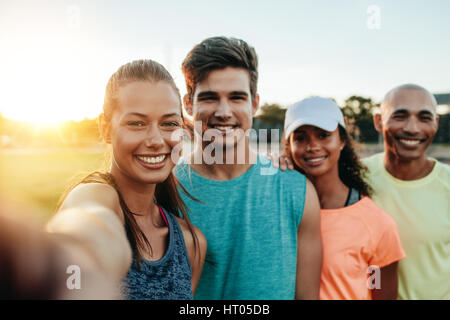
[383,152,436,181]
[188,138,258,181]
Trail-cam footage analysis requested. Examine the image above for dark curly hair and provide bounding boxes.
[337,125,373,197]
[285,125,373,197]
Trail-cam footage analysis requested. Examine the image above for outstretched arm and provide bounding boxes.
[0,201,120,299]
[295,178,322,299]
[47,183,132,285]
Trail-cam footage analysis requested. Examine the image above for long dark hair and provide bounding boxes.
[286,124,372,197]
[57,60,199,267]
[337,125,373,197]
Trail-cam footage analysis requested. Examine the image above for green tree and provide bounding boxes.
[341,96,379,143]
[255,103,286,126]
[435,113,450,143]
[253,103,287,143]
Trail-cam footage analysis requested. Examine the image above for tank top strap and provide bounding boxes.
[121,205,193,299]
[157,207,187,254]
[345,188,361,206]
[157,205,169,226]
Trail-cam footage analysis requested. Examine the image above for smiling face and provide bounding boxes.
[185,67,259,151]
[107,81,183,184]
[289,125,345,178]
[375,88,439,162]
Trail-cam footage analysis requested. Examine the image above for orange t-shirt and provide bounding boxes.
[319,197,406,300]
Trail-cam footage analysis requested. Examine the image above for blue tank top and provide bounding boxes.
[174,154,307,300]
[121,207,193,300]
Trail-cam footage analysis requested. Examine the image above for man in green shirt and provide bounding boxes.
[363,84,450,299]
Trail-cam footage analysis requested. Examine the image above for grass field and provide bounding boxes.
[0,149,105,221]
[1,144,448,222]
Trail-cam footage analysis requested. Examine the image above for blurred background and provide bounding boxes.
[1,0,449,222]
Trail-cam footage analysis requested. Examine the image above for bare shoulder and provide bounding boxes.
[305,178,316,194]
[304,178,320,209]
[59,183,124,222]
[176,217,207,253]
[298,178,320,231]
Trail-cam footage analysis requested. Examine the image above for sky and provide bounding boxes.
[1,0,449,124]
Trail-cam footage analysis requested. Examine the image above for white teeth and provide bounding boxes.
[214,126,234,131]
[137,155,166,164]
[305,157,326,162]
[400,139,420,145]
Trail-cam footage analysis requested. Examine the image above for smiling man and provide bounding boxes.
[174,36,322,300]
[362,84,450,299]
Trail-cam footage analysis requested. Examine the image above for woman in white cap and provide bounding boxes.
[281,97,406,300]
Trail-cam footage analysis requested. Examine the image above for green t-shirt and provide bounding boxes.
[175,154,306,300]
[362,153,450,300]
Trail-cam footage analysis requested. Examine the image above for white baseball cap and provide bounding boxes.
[284,96,346,139]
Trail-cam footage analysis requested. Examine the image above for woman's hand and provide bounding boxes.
[0,202,120,299]
[267,141,295,171]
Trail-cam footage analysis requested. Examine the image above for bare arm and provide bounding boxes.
[371,262,399,300]
[0,203,120,299]
[46,183,132,284]
[295,178,322,300]
[179,219,207,296]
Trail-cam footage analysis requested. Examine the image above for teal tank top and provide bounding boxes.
[174,154,306,299]
[121,207,193,300]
